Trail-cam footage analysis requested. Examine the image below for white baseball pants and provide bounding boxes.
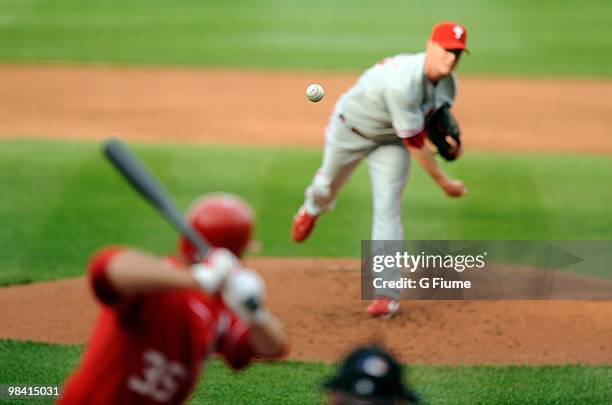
[303,114,411,241]
[302,114,410,299]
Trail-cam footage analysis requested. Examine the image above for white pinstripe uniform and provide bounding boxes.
[302,53,457,242]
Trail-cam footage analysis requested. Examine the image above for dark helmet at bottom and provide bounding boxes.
[179,193,254,262]
[323,345,420,404]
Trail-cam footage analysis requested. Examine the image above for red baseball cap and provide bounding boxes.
[430,21,468,51]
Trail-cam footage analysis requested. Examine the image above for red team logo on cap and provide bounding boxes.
[453,25,464,39]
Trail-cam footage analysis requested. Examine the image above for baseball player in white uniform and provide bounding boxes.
[291,22,469,319]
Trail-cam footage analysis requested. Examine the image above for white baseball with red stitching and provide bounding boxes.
[306,83,324,102]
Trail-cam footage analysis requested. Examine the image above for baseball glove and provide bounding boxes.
[426,103,461,161]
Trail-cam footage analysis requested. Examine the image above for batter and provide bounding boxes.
[59,194,287,404]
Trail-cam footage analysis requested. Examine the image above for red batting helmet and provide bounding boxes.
[179,193,255,262]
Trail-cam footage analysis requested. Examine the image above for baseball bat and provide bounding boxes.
[103,138,210,261]
[103,138,261,312]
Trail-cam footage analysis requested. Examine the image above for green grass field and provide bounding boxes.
[0,0,611,76]
[1,341,611,404]
[2,139,612,285]
[2,139,611,402]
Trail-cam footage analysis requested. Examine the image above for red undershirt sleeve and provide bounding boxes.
[87,246,125,306]
[402,129,427,149]
[216,317,256,370]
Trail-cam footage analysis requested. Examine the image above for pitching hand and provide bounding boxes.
[441,178,467,198]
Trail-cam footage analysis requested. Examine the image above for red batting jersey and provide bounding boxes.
[58,247,255,405]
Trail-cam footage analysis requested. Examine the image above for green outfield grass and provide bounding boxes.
[1,139,611,285]
[0,340,610,404]
[0,0,611,76]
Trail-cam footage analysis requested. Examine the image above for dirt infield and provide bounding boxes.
[1,65,612,153]
[1,258,611,365]
[1,64,611,365]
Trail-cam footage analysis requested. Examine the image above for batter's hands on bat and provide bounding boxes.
[222,269,267,324]
[440,178,467,198]
[192,248,240,294]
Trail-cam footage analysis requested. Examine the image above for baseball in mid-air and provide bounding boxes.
[306,83,324,102]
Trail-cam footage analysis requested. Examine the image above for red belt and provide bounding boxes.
[339,114,368,138]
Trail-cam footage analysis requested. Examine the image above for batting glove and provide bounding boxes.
[192,248,239,294]
[222,269,268,324]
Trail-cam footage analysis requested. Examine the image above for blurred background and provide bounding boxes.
[0,0,610,75]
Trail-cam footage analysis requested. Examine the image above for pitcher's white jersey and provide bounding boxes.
[337,53,456,139]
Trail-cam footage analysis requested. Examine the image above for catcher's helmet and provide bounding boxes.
[323,345,420,404]
[179,193,254,262]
